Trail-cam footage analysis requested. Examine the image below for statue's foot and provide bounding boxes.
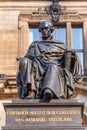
[40,89,53,102]
[20,96,25,99]
[25,91,35,99]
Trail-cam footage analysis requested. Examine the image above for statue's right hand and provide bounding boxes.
[16,58,19,61]
[16,57,24,61]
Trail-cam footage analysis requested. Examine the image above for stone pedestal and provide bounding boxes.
[2,99,85,130]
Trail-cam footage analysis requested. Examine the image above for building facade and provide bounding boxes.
[0,0,87,76]
[0,0,87,129]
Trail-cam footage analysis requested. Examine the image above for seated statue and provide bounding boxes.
[16,20,82,102]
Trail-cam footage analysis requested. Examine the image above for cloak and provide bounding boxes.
[17,40,82,99]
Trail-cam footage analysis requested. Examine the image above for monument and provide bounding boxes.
[16,20,82,102]
[2,20,85,130]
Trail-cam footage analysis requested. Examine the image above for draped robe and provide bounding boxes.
[17,40,82,99]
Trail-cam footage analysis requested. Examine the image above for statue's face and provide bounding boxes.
[40,27,52,40]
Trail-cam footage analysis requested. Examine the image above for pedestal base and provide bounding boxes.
[2,99,85,130]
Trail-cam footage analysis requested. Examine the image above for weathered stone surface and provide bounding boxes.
[0,100,12,130]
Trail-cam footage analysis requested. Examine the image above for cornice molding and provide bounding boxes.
[19,12,87,24]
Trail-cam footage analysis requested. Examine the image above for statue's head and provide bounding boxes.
[39,20,54,33]
[38,20,54,40]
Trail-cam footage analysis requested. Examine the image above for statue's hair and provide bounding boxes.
[39,20,54,33]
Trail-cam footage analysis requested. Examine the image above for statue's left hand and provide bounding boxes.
[65,48,75,54]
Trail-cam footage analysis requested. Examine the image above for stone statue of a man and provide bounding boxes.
[16,20,82,102]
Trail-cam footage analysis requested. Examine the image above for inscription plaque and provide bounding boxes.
[2,99,85,130]
[6,107,81,126]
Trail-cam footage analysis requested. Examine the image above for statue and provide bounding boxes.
[16,20,82,102]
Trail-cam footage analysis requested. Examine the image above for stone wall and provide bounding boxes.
[0,11,19,75]
[0,100,12,130]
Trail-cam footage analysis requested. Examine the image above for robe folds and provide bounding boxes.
[17,40,82,99]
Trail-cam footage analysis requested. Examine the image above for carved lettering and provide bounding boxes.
[6,108,81,124]
[15,117,73,123]
[48,117,63,122]
[7,110,80,116]
[15,117,47,123]
[7,111,29,116]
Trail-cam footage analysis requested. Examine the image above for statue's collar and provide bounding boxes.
[39,40,65,44]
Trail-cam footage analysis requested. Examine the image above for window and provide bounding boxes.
[72,28,83,49]
[30,27,66,44]
[72,27,84,74]
[30,28,40,44]
[53,28,66,44]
